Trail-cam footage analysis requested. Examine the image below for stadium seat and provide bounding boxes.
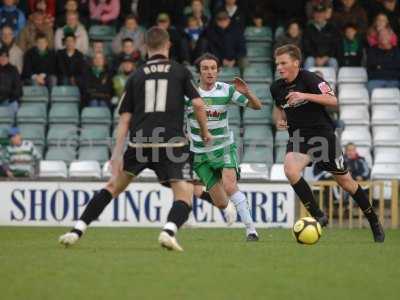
[102,160,112,178]
[275,130,289,146]
[269,164,288,181]
[275,145,286,163]
[79,126,110,146]
[372,126,400,146]
[338,83,366,93]
[242,145,273,165]
[219,67,240,83]
[371,163,400,180]
[244,26,273,42]
[51,86,80,103]
[374,147,400,164]
[19,124,46,147]
[47,125,78,147]
[371,87,400,105]
[78,146,109,164]
[81,107,112,126]
[371,106,400,126]
[243,105,272,125]
[69,161,102,178]
[337,67,368,84]
[39,160,68,178]
[247,43,272,63]
[21,86,49,103]
[89,25,116,41]
[48,103,79,125]
[308,66,336,87]
[230,125,241,142]
[138,168,158,179]
[249,83,272,104]
[243,125,273,145]
[338,86,369,105]
[243,64,273,83]
[239,163,269,180]
[341,126,372,147]
[0,125,10,145]
[339,105,370,126]
[45,147,76,164]
[227,106,241,125]
[17,103,47,125]
[0,106,14,125]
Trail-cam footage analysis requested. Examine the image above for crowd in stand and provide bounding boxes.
[0,0,399,177]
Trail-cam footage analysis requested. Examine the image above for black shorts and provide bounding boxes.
[123,145,193,186]
[286,131,348,175]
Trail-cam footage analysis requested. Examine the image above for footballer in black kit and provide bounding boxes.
[59,27,211,251]
[271,44,384,242]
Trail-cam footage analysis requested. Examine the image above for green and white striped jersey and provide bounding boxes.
[6,140,41,176]
[187,81,248,153]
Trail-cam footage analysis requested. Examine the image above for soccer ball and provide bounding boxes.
[292,217,322,245]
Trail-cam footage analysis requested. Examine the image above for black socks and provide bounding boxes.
[292,177,325,218]
[164,200,191,236]
[79,189,113,226]
[352,185,378,223]
[199,191,213,204]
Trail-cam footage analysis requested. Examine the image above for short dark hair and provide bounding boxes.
[0,47,9,57]
[145,26,170,51]
[274,44,302,62]
[35,32,48,41]
[194,53,221,72]
[122,37,134,44]
[125,13,139,23]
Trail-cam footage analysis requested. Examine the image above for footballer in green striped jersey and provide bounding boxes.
[189,53,263,241]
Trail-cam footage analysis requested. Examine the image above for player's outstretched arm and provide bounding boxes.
[192,97,213,143]
[233,77,262,110]
[111,112,132,176]
[273,106,288,130]
[286,92,338,108]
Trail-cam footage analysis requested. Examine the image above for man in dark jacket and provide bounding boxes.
[303,4,341,69]
[200,11,247,68]
[367,28,400,93]
[56,33,86,86]
[22,33,57,88]
[0,47,21,117]
[344,143,370,181]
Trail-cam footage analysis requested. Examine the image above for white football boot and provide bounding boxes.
[224,200,237,226]
[158,231,184,252]
[58,232,80,247]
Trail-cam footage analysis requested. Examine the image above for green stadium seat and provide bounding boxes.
[81,107,112,126]
[219,67,240,83]
[0,107,14,125]
[242,145,274,165]
[243,64,273,83]
[275,145,286,163]
[230,125,241,142]
[17,103,47,125]
[45,147,76,164]
[244,26,273,42]
[51,86,80,103]
[247,43,273,63]
[48,103,79,125]
[47,125,78,147]
[19,124,46,147]
[89,25,116,41]
[21,86,49,103]
[243,125,273,146]
[243,105,272,125]
[275,131,289,146]
[79,146,109,164]
[227,106,241,125]
[113,108,120,126]
[0,125,10,146]
[249,83,272,105]
[80,126,110,146]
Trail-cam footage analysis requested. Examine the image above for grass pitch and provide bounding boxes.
[0,227,399,300]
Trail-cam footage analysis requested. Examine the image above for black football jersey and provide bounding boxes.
[270,69,335,135]
[119,55,200,146]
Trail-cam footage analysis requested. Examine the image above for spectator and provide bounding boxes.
[56,33,86,85]
[380,0,400,36]
[87,39,106,59]
[55,0,89,28]
[82,52,113,107]
[332,0,368,35]
[6,127,41,178]
[0,144,13,178]
[185,0,209,29]
[339,22,363,67]
[89,0,120,25]
[55,11,89,55]
[0,26,23,73]
[112,55,136,99]
[366,28,400,93]
[215,0,247,31]
[199,11,247,68]
[120,0,140,21]
[184,16,204,62]
[156,13,190,64]
[111,14,145,56]
[22,34,57,88]
[29,0,55,27]
[274,20,303,51]
[0,0,26,36]
[17,11,54,52]
[344,143,370,181]
[0,47,21,117]
[303,3,341,69]
[112,37,142,74]
[367,13,398,47]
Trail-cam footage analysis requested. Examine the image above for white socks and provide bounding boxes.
[230,191,256,233]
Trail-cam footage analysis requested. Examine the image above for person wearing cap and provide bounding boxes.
[6,127,41,177]
[156,12,191,64]
[0,47,22,117]
[112,55,136,99]
[198,10,247,69]
[303,3,341,70]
